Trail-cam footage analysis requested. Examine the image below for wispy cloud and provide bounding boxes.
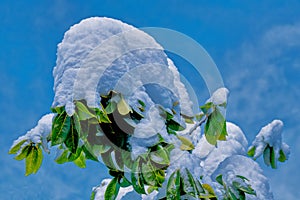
[223,23,300,199]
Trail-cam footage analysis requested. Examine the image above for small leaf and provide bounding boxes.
[101,150,117,170]
[55,149,69,164]
[82,145,98,162]
[104,177,120,200]
[150,145,170,166]
[195,113,204,121]
[141,160,165,187]
[215,174,224,185]
[131,157,146,194]
[263,146,271,167]
[167,120,185,131]
[64,120,79,154]
[278,149,287,162]
[122,150,133,169]
[118,175,131,187]
[15,145,31,161]
[105,101,117,114]
[73,150,86,168]
[200,102,213,114]
[247,146,256,157]
[76,101,96,120]
[50,106,65,114]
[90,190,96,200]
[25,146,43,176]
[181,168,203,197]
[51,112,71,146]
[202,183,215,197]
[204,107,226,145]
[177,136,194,151]
[184,118,194,124]
[96,109,111,123]
[138,100,146,107]
[166,170,181,200]
[270,146,277,169]
[9,139,27,154]
[117,96,132,115]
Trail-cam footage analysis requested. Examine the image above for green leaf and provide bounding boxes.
[82,145,98,162]
[263,145,271,167]
[138,100,146,107]
[228,188,238,200]
[64,120,79,154]
[73,150,86,168]
[9,139,27,154]
[90,190,96,200]
[278,149,287,162]
[55,149,69,164]
[93,144,111,155]
[177,136,194,151]
[131,157,146,194]
[202,183,215,197]
[101,150,117,170]
[167,120,185,132]
[104,177,120,200]
[270,146,277,169]
[166,170,181,200]
[50,106,65,114]
[204,107,226,145]
[68,147,83,162]
[150,145,170,166]
[105,101,117,114]
[215,174,224,185]
[122,150,133,169]
[73,113,81,135]
[15,145,31,161]
[75,101,96,120]
[247,146,256,157]
[117,96,132,115]
[118,175,131,187]
[98,110,111,123]
[195,113,204,121]
[181,168,203,197]
[25,146,43,176]
[200,102,213,114]
[184,117,194,124]
[141,160,165,187]
[51,112,71,146]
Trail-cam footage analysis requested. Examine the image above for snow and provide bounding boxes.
[10,113,55,153]
[52,17,193,117]
[92,179,134,200]
[207,87,229,106]
[193,122,248,175]
[212,155,273,200]
[248,119,290,160]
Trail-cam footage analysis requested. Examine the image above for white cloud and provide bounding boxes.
[223,23,300,199]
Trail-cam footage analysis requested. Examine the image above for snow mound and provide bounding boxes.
[212,155,273,200]
[193,122,248,175]
[248,119,290,160]
[52,17,193,116]
[10,113,55,153]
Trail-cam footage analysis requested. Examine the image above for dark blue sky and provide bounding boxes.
[1,1,300,199]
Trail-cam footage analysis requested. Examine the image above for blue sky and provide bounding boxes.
[1,1,300,199]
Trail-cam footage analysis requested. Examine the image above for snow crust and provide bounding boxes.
[194,122,248,175]
[10,114,55,153]
[248,119,290,160]
[212,155,273,200]
[207,87,229,105]
[52,17,193,116]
